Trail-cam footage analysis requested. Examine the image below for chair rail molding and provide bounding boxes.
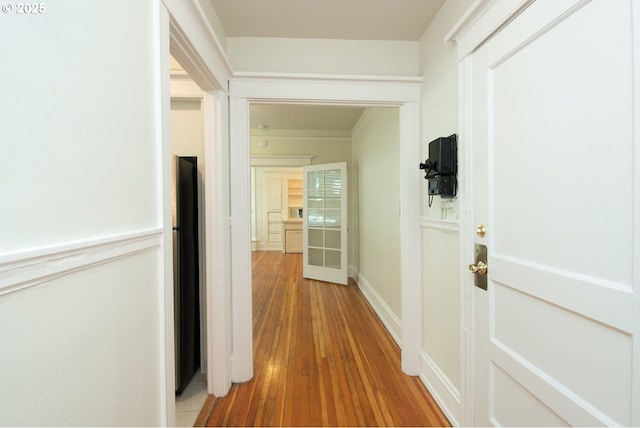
[0,229,163,297]
[419,217,460,232]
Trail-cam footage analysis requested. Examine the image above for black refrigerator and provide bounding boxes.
[174,156,200,395]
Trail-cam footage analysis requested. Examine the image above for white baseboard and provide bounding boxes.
[255,242,283,251]
[353,270,402,347]
[419,351,462,426]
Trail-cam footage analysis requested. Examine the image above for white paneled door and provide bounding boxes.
[303,162,348,285]
[468,0,638,426]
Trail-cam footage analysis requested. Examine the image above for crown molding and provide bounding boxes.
[445,0,534,61]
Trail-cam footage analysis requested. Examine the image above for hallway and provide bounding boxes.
[199,251,449,426]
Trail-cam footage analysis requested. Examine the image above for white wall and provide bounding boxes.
[250,130,352,165]
[0,252,162,425]
[417,0,474,425]
[170,100,204,153]
[420,0,471,220]
[351,108,402,338]
[0,2,160,251]
[171,99,205,224]
[228,37,419,76]
[0,1,168,425]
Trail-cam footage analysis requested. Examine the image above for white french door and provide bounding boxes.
[468,0,638,426]
[302,162,348,285]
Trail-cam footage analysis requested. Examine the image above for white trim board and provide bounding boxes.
[419,217,460,232]
[0,229,163,297]
[231,75,422,104]
[235,71,423,83]
[354,271,402,347]
[202,90,233,397]
[420,351,462,427]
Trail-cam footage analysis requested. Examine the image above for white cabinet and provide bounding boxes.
[255,169,302,251]
[265,178,284,248]
[267,211,283,245]
[265,177,282,210]
[283,220,302,253]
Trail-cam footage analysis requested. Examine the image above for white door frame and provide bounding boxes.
[160,1,234,424]
[448,3,538,425]
[228,75,423,381]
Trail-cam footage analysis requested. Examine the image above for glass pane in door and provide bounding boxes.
[306,169,341,270]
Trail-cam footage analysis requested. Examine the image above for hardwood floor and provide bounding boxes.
[200,251,449,427]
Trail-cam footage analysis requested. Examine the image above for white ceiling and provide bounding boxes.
[206,0,445,132]
[209,0,445,41]
[250,104,366,132]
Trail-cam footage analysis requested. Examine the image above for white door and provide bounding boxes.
[468,0,638,426]
[303,162,348,285]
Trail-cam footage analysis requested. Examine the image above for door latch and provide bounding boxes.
[469,243,488,290]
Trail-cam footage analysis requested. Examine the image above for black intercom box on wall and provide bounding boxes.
[419,134,457,199]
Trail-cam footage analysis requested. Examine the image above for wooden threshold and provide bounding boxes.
[201,251,450,427]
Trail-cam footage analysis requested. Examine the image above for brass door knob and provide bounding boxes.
[468,261,488,276]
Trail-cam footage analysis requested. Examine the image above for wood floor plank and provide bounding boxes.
[204,251,450,427]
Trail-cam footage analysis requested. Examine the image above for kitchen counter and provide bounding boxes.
[282,219,303,224]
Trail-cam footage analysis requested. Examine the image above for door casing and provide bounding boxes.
[229,76,423,382]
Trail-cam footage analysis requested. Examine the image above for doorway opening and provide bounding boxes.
[229,79,423,383]
[162,4,233,425]
[168,54,208,426]
[246,101,405,384]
